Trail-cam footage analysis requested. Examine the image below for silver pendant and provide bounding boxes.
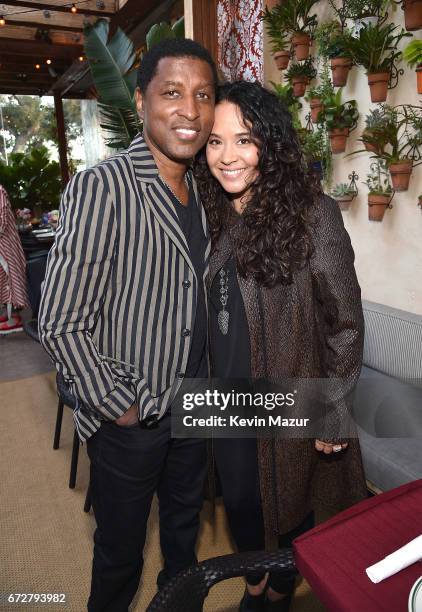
[218,310,229,335]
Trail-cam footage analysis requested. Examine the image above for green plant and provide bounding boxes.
[320,88,359,131]
[300,127,333,186]
[0,147,61,211]
[271,82,303,128]
[347,22,411,74]
[305,63,334,100]
[313,20,354,59]
[403,39,422,67]
[262,7,291,53]
[266,0,320,35]
[364,159,393,194]
[330,182,356,197]
[285,58,317,82]
[364,106,389,130]
[84,17,184,150]
[344,0,390,19]
[355,103,422,164]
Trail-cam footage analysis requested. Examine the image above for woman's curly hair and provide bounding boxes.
[194,80,322,288]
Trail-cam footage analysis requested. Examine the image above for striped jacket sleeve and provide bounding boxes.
[38,169,156,421]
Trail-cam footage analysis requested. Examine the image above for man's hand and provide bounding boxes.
[315,439,348,454]
[115,404,139,427]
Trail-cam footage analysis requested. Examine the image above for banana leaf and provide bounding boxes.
[84,19,137,111]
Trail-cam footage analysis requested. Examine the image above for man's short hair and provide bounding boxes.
[137,38,218,93]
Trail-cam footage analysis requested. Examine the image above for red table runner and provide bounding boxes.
[294,480,422,611]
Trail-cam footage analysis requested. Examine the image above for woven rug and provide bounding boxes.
[0,370,325,611]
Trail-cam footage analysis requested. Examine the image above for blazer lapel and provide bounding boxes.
[129,134,194,277]
[189,170,211,283]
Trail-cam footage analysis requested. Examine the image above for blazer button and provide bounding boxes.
[182,328,191,337]
[177,372,185,379]
[182,280,191,289]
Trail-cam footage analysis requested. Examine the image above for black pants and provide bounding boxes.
[86,413,207,612]
[214,438,314,593]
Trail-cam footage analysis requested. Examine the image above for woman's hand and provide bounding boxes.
[314,440,348,454]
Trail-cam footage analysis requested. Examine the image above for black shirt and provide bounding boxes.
[209,256,251,378]
[165,179,208,379]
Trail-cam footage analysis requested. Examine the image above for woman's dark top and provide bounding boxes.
[209,255,251,378]
[165,180,208,379]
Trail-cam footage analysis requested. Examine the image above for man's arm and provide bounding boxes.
[309,195,364,443]
[39,169,156,421]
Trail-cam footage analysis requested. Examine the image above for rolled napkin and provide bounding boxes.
[366,534,422,583]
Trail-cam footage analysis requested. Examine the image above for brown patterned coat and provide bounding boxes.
[208,195,367,548]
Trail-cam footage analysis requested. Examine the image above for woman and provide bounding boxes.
[195,81,367,611]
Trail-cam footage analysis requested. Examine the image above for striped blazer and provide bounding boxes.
[39,133,210,442]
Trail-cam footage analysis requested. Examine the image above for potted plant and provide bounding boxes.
[356,104,422,191]
[403,39,422,94]
[271,82,303,129]
[300,127,333,186]
[319,88,359,153]
[268,0,320,61]
[314,20,354,86]
[360,107,388,153]
[347,22,411,102]
[305,63,335,123]
[401,0,422,31]
[344,0,390,32]
[262,7,291,70]
[284,58,317,97]
[330,182,357,210]
[364,159,393,221]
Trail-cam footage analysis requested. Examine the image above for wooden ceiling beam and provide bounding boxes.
[1,1,115,17]
[1,18,84,32]
[0,59,71,70]
[0,37,83,59]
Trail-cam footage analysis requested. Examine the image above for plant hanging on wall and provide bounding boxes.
[267,0,320,61]
[318,88,359,153]
[305,62,335,123]
[353,104,422,192]
[313,20,355,87]
[284,58,317,97]
[262,7,291,70]
[364,159,394,221]
[403,39,422,93]
[347,22,412,102]
[401,0,422,31]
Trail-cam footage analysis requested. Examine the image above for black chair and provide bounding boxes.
[146,549,295,612]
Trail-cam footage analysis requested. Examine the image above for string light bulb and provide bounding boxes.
[35,64,40,69]
[71,4,77,13]
[78,56,84,61]
[46,59,52,65]
[0,16,5,26]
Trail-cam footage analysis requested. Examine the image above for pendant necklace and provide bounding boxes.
[218,267,229,335]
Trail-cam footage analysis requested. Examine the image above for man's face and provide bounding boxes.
[135,56,215,163]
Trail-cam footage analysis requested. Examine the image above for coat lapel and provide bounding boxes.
[128,133,194,276]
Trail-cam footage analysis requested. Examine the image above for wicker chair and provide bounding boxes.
[146,549,295,612]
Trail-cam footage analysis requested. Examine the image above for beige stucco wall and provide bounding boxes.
[264,3,422,315]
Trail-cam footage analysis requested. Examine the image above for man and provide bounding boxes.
[39,38,217,611]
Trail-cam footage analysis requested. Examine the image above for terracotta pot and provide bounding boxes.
[309,98,324,123]
[330,57,352,87]
[335,195,354,211]
[388,159,413,191]
[291,33,311,61]
[273,51,290,71]
[368,193,391,222]
[367,72,390,103]
[403,0,422,31]
[329,127,349,154]
[417,65,422,94]
[362,130,379,153]
[291,76,309,97]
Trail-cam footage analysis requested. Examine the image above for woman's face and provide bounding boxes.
[206,101,259,207]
